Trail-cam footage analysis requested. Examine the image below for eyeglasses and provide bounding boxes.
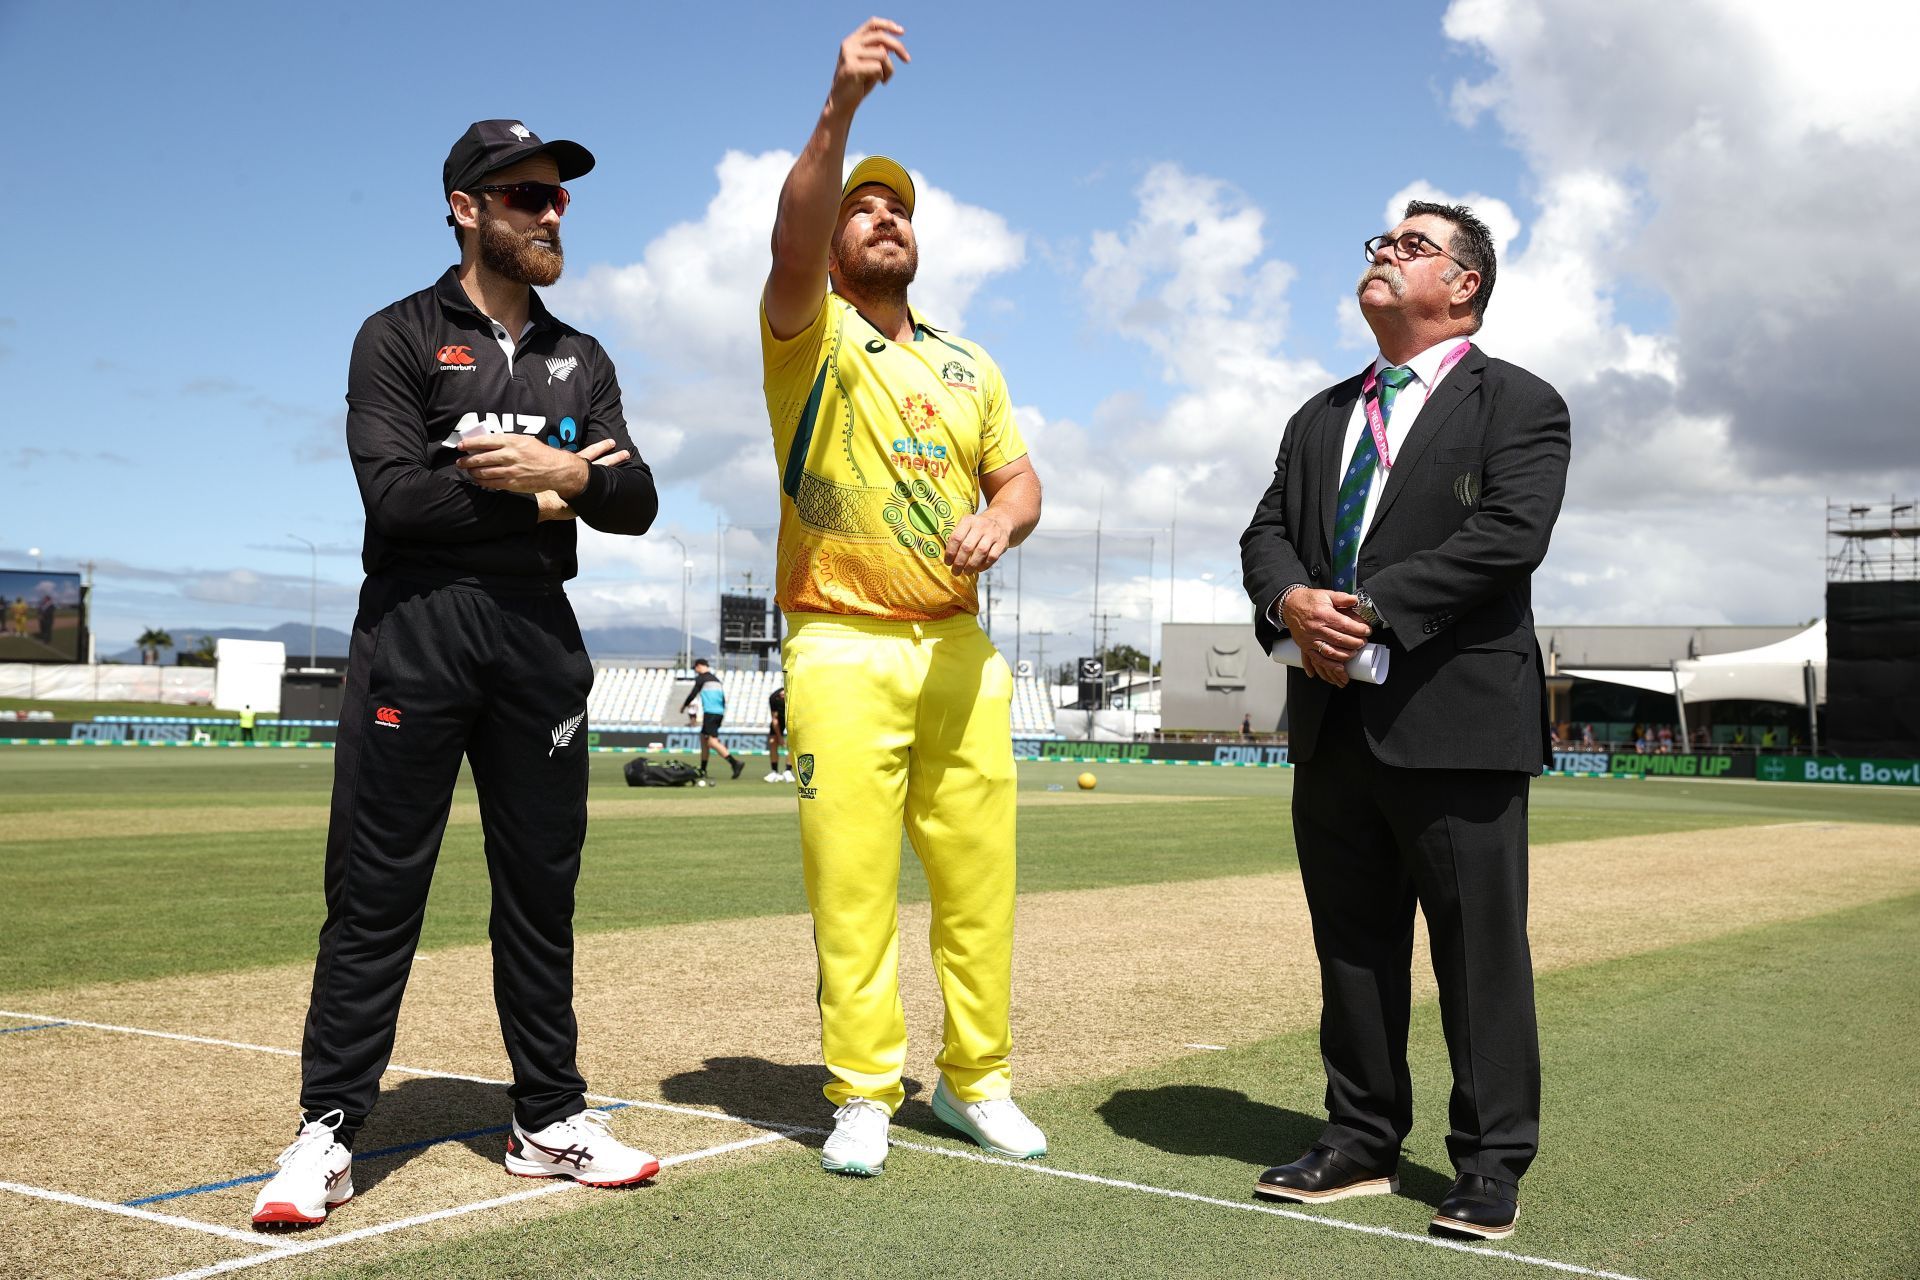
[1363,230,1464,269]
[471,182,570,216]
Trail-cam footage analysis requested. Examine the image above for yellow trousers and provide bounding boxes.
[782,611,1018,1114]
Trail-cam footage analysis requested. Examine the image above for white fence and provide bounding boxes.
[0,663,216,704]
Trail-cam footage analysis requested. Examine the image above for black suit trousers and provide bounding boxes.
[1292,690,1540,1188]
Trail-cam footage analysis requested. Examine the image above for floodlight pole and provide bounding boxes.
[668,535,691,669]
[287,534,317,669]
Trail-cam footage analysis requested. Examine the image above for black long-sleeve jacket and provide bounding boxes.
[345,267,657,588]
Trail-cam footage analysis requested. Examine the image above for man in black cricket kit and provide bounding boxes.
[1240,201,1570,1241]
[250,120,661,1231]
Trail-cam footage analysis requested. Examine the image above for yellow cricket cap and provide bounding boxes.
[841,155,915,218]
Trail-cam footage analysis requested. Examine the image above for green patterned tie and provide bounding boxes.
[1331,365,1415,592]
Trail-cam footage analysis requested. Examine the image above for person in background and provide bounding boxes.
[765,684,793,782]
[681,658,745,779]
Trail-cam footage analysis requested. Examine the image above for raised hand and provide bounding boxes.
[830,18,910,113]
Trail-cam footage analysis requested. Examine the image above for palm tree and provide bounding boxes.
[136,627,174,666]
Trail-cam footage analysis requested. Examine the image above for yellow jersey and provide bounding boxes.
[761,293,1027,620]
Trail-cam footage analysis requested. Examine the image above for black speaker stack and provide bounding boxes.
[1824,581,1920,758]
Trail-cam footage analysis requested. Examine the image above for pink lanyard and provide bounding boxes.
[1359,340,1471,469]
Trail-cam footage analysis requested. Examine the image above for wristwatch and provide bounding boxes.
[1352,587,1386,630]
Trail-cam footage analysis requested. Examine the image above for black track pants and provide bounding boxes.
[299,576,594,1140]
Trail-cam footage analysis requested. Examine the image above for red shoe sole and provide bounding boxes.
[251,1192,351,1230]
[506,1160,659,1187]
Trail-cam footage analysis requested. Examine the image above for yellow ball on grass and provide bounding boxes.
[1077,772,1098,790]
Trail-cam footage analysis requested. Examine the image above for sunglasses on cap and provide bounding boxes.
[470,181,570,216]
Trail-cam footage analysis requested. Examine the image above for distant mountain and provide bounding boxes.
[111,622,354,664]
[111,621,711,664]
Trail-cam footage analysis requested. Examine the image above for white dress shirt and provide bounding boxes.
[1266,336,1471,629]
[1340,336,1471,547]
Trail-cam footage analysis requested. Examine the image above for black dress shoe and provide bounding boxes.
[1254,1144,1398,1203]
[1430,1173,1518,1240]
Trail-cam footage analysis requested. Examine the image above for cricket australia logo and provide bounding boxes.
[796,753,818,800]
[939,359,977,392]
[545,355,579,385]
[548,711,585,758]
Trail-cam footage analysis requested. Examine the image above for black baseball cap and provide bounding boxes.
[443,119,594,222]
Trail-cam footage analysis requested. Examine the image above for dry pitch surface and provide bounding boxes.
[3,811,1918,1280]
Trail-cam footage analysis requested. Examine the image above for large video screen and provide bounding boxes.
[0,570,86,663]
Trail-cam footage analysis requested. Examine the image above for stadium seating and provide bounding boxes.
[588,664,1062,736]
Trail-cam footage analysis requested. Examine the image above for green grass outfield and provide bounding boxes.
[4,747,1918,1279]
[5,748,1920,994]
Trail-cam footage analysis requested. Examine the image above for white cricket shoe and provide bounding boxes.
[764,770,783,782]
[931,1079,1048,1159]
[781,769,795,782]
[820,1097,890,1176]
[251,1109,353,1230]
[505,1108,659,1187]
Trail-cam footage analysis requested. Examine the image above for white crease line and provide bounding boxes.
[0,1006,800,1133]
[0,1180,291,1250]
[149,1131,794,1280]
[7,1006,1645,1280]
[884,1138,1650,1280]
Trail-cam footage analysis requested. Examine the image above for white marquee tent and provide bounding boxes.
[1564,620,1826,707]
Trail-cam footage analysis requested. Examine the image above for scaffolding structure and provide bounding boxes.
[1826,498,1920,583]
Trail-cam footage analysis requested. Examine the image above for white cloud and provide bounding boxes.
[551,149,1026,540]
[1428,0,1920,622]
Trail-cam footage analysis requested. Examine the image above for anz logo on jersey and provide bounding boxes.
[442,412,582,451]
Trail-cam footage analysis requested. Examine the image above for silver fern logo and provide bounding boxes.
[548,711,585,757]
[545,355,578,385]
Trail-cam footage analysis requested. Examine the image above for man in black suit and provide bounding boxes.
[1239,200,1570,1241]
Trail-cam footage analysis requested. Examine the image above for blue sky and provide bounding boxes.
[3,0,1912,661]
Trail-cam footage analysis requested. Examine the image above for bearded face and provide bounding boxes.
[830,204,918,302]
[477,199,564,287]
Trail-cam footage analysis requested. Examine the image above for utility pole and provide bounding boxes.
[287,534,317,669]
[1031,627,1052,689]
[1014,546,1023,673]
[1168,487,1179,623]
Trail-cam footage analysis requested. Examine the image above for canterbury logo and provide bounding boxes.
[436,345,475,366]
[545,355,578,384]
[549,711,584,757]
[375,706,402,728]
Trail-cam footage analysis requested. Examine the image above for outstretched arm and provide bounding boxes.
[763,17,910,340]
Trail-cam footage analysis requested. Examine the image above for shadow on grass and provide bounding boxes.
[659,1056,923,1143]
[1095,1085,1454,1204]
[351,1075,522,1194]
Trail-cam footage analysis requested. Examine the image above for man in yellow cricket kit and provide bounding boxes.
[761,17,1046,1178]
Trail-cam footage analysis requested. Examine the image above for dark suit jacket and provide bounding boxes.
[1239,345,1570,773]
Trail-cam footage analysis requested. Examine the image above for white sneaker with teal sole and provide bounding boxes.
[931,1080,1047,1159]
[821,1098,890,1176]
